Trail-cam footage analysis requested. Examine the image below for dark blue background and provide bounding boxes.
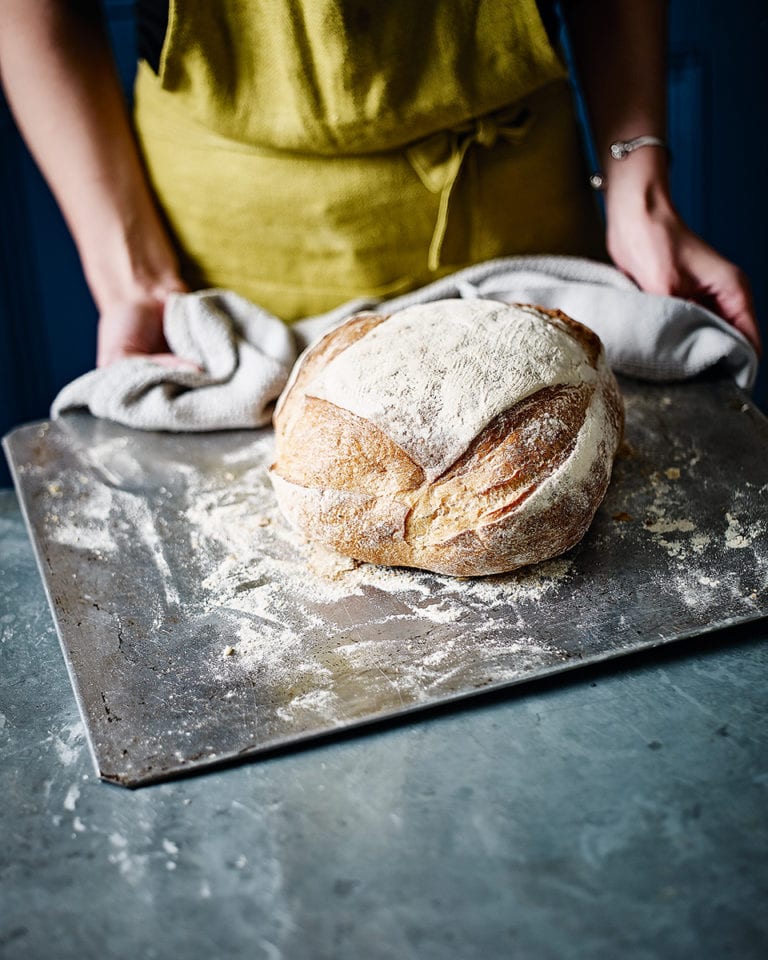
[1,1,766,487]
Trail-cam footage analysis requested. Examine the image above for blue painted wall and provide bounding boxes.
[1,1,766,487]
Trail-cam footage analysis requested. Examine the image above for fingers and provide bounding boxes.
[98,348,202,371]
[707,269,762,356]
[690,247,762,354]
[609,213,763,356]
[144,352,202,371]
[95,288,199,369]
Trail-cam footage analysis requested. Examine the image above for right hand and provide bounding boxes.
[96,283,199,369]
[606,189,762,355]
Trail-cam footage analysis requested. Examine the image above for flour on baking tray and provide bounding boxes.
[600,445,767,610]
[187,480,573,612]
[180,432,573,705]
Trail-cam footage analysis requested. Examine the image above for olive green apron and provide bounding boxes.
[134,0,604,321]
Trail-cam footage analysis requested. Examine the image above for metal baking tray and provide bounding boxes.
[4,376,768,787]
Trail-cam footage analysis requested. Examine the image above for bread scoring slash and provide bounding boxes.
[270,299,624,577]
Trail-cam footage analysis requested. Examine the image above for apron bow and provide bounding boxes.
[406,103,534,271]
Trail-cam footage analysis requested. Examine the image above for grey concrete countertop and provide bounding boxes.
[1,488,766,960]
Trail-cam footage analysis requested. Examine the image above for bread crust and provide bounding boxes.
[271,302,624,576]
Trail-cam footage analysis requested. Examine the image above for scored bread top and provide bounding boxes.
[304,300,599,482]
[271,300,623,576]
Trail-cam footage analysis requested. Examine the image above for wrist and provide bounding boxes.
[602,145,674,217]
[82,211,184,313]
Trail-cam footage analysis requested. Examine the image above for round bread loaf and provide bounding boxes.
[270,299,624,577]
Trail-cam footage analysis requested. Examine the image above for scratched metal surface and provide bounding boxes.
[4,376,768,787]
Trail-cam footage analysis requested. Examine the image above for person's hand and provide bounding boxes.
[606,190,762,355]
[96,282,199,369]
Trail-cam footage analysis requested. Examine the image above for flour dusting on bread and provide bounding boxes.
[308,300,597,482]
[270,299,624,576]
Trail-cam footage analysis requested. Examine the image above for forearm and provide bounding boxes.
[0,0,180,312]
[561,1,759,350]
[562,0,672,216]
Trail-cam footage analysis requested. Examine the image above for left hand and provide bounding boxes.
[606,190,761,355]
[95,279,201,370]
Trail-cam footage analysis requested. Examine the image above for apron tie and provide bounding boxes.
[406,103,534,271]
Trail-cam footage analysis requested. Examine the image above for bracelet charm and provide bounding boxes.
[590,135,669,190]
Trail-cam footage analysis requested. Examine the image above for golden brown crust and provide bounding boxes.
[515,304,603,367]
[403,384,593,541]
[274,396,425,496]
[274,313,387,431]
[270,304,624,577]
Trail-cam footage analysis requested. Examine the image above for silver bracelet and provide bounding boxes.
[590,136,669,190]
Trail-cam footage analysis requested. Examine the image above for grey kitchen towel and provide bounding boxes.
[51,255,759,431]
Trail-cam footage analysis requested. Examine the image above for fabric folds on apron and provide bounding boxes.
[406,102,537,271]
[133,1,604,321]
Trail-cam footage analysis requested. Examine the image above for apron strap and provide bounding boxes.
[406,103,535,271]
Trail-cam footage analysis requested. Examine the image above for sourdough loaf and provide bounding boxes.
[270,299,624,577]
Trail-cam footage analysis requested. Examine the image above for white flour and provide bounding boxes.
[634,468,709,564]
[180,435,576,711]
[633,468,764,574]
[597,432,767,611]
[28,394,767,736]
[307,300,597,482]
[724,511,763,550]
